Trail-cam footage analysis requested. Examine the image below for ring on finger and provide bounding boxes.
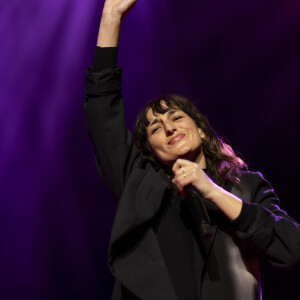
[181,167,186,178]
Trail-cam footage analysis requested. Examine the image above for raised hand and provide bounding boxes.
[97,0,137,47]
[102,0,137,20]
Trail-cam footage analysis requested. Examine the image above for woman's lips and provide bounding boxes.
[168,134,185,145]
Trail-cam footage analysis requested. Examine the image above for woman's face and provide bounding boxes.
[146,103,205,166]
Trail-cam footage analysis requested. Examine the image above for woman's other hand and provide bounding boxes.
[172,159,216,198]
[172,158,243,220]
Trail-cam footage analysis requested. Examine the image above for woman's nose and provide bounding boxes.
[165,123,176,136]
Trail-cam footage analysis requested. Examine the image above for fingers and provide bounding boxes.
[172,172,193,193]
[172,159,200,193]
[172,158,194,173]
[172,159,198,180]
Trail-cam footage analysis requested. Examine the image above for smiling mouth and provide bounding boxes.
[168,134,185,145]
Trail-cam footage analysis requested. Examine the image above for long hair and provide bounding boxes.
[134,94,247,187]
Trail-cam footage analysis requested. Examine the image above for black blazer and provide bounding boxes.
[85,66,300,300]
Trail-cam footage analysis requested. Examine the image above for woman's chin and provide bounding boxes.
[177,147,203,163]
[156,147,201,165]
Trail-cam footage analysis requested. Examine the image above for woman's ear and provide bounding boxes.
[198,128,205,139]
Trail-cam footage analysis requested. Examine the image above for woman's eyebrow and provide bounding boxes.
[149,109,180,127]
[149,119,158,127]
[167,109,179,116]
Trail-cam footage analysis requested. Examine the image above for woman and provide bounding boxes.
[85,1,300,299]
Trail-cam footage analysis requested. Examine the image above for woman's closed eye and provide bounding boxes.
[152,126,160,134]
[173,115,183,121]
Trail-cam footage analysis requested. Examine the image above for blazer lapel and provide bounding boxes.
[108,166,178,299]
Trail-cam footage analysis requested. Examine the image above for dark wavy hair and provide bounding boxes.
[134,94,247,187]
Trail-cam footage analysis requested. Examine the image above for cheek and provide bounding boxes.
[148,135,167,157]
[190,127,203,146]
[149,139,161,152]
[148,136,160,152]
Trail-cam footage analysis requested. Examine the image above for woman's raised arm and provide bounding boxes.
[97,0,136,47]
[85,0,138,201]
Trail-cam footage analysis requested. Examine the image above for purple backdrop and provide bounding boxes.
[1,0,300,299]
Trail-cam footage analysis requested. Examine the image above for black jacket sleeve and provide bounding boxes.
[85,48,138,201]
[92,46,118,72]
[231,172,300,269]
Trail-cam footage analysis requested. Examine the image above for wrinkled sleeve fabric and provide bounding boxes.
[230,172,300,269]
[85,47,138,201]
